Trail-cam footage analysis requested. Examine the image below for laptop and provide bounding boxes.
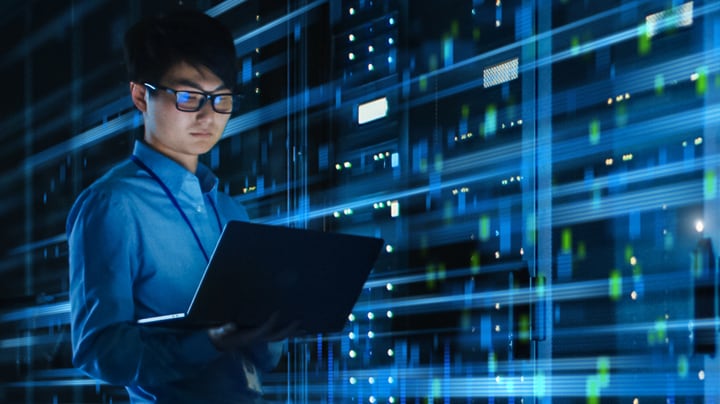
[136,220,384,335]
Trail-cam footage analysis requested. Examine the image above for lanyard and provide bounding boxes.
[130,155,222,262]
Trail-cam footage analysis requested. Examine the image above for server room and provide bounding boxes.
[1,0,719,402]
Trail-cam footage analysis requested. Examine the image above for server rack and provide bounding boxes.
[1,0,719,403]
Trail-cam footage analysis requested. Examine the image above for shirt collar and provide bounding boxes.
[132,140,219,200]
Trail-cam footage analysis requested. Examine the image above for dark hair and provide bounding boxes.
[123,9,236,90]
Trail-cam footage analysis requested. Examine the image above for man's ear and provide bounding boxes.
[129,82,148,112]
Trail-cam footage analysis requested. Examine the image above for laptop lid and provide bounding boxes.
[137,220,384,335]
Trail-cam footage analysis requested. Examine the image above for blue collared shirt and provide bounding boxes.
[67,140,283,403]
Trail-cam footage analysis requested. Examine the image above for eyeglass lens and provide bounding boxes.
[176,92,233,113]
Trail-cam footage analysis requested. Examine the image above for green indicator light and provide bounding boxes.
[577,241,587,260]
[615,103,628,127]
[419,75,428,92]
[638,24,651,55]
[434,152,444,172]
[519,314,530,341]
[624,245,634,263]
[589,119,601,145]
[570,36,581,56]
[648,317,668,345]
[460,310,471,329]
[655,74,665,95]
[609,269,622,301]
[586,376,600,404]
[443,200,453,223]
[432,378,442,398]
[480,215,491,242]
[438,262,447,281]
[696,67,708,96]
[484,104,497,136]
[561,228,572,253]
[678,355,689,378]
[526,213,536,246]
[450,21,459,38]
[597,356,610,387]
[470,251,481,275]
[704,169,716,200]
[429,54,438,71]
[425,263,437,290]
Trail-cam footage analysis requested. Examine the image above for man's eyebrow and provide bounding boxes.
[169,78,228,92]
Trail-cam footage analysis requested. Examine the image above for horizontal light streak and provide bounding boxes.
[365,261,527,289]
[552,180,703,227]
[204,0,249,17]
[356,269,693,315]
[0,1,105,70]
[0,302,70,324]
[1,379,106,388]
[553,104,720,167]
[0,269,697,332]
[10,2,720,182]
[23,112,136,170]
[262,373,706,398]
[232,0,327,56]
[7,143,715,266]
[0,334,59,349]
[552,154,719,199]
[7,233,67,256]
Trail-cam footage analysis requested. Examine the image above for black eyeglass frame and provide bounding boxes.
[143,82,238,114]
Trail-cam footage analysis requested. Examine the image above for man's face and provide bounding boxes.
[139,62,232,170]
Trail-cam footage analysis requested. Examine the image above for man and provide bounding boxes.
[67,9,289,403]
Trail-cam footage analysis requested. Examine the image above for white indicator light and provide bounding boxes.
[390,200,400,217]
[358,97,389,124]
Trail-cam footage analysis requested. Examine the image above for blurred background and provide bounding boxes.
[1,0,719,402]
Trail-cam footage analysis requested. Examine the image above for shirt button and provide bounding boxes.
[196,206,203,213]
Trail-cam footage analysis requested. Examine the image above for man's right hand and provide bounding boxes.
[207,312,298,352]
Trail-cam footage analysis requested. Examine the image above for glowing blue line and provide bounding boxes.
[0,334,59,349]
[23,112,136,170]
[7,233,67,256]
[0,1,106,70]
[204,0,249,17]
[0,302,70,323]
[261,372,706,397]
[1,379,106,388]
[232,0,328,53]
[354,270,693,315]
[553,154,720,199]
[552,181,703,227]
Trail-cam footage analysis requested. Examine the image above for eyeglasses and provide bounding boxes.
[143,83,237,114]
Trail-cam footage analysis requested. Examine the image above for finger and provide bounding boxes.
[209,322,237,338]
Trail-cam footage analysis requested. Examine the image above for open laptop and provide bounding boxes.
[136,220,384,335]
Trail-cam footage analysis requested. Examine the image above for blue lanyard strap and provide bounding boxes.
[130,155,222,262]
